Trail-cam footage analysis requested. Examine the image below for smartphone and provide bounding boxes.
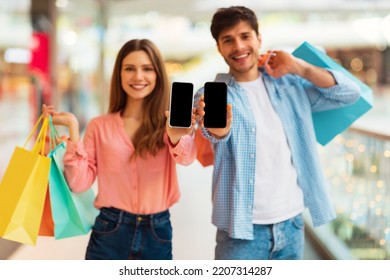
[169,82,194,128]
[203,82,227,128]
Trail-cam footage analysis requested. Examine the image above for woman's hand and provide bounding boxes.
[165,108,197,146]
[42,104,80,142]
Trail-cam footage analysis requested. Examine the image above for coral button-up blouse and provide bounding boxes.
[63,112,196,215]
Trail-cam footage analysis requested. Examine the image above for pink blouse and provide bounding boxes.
[63,112,196,214]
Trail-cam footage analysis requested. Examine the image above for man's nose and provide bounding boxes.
[233,39,244,51]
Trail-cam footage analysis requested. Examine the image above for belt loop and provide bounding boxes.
[149,214,154,227]
[118,210,124,224]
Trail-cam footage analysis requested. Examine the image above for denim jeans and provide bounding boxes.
[85,207,172,260]
[215,214,304,260]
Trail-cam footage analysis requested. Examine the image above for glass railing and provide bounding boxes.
[308,127,390,259]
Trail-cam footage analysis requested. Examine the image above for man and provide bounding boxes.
[195,6,360,259]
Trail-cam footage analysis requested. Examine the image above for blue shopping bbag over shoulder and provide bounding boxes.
[292,41,373,145]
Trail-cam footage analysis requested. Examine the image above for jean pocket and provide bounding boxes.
[92,216,120,235]
[291,214,305,230]
[151,219,172,243]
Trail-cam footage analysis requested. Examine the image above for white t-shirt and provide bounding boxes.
[238,75,304,224]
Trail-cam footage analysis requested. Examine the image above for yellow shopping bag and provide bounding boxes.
[0,115,51,245]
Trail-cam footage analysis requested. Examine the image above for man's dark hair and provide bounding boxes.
[210,6,259,42]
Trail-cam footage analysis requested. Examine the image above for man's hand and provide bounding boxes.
[196,95,233,139]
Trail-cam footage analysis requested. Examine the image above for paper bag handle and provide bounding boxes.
[23,114,49,155]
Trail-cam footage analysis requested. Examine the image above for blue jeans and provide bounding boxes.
[85,207,172,260]
[215,214,304,260]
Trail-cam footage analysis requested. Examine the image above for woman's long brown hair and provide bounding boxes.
[108,39,169,158]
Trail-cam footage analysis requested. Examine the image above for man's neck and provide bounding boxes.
[230,68,259,82]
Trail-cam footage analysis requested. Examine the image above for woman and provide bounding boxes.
[43,39,197,260]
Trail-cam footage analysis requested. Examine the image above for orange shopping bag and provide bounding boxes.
[38,132,59,237]
[195,129,214,167]
[38,188,55,236]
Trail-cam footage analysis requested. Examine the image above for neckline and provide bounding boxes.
[114,112,135,149]
[237,75,262,85]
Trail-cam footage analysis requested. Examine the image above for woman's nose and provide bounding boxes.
[133,69,143,80]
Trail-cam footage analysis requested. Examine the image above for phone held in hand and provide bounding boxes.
[203,82,227,128]
[169,82,194,128]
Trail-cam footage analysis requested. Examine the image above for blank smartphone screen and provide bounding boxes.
[203,82,227,128]
[169,82,194,128]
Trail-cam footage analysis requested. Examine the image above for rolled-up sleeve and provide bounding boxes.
[304,69,361,112]
[63,122,97,193]
[166,134,196,166]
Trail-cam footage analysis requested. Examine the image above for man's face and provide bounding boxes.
[217,21,261,81]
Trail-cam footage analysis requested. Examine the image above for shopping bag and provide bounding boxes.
[38,129,63,237]
[47,118,98,239]
[292,41,373,145]
[195,129,214,167]
[38,128,60,237]
[0,115,51,245]
[38,188,55,236]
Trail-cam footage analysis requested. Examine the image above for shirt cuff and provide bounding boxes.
[168,134,193,156]
[201,127,231,144]
[66,139,87,158]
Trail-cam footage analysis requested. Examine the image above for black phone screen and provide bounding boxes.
[169,82,194,128]
[203,82,227,128]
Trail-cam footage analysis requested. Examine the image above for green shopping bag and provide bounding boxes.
[292,41,373,145]
[0,115,51,245]
[47,118,98,239]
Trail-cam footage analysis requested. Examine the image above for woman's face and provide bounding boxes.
[121,50,157,101]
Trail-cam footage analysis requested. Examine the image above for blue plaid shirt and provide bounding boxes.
[195,69,360,240]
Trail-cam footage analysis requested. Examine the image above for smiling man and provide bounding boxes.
[195,6,361,260]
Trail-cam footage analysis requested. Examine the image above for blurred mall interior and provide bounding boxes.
[1,0,390,260]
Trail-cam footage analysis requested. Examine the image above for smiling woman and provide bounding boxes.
[120,51,157,103]
[40,39,197,260]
